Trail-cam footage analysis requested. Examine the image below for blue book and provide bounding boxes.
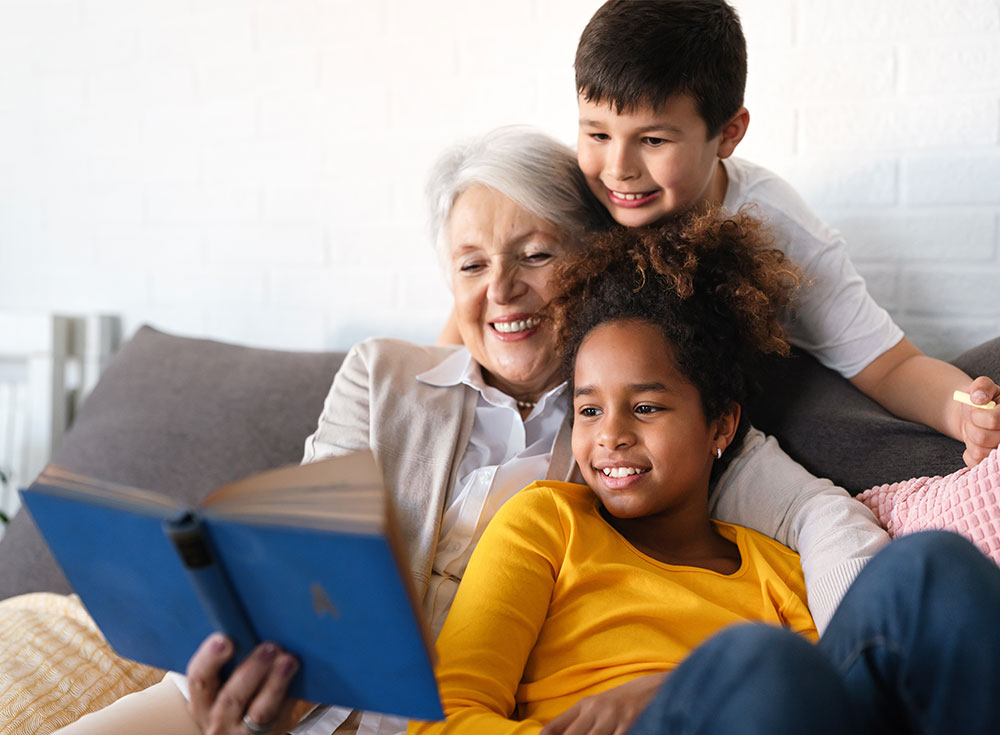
[19,451,444,721]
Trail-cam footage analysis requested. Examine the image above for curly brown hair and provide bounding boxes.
[549,207,800,428]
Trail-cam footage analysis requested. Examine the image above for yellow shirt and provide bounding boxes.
[409,482,817,735]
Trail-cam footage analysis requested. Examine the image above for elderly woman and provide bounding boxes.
[55,127,887,735]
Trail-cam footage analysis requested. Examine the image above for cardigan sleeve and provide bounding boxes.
[709,427,889,632]
[408,486,566,735]
[301,342,373,463]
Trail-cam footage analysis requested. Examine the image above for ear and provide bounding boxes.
[711,402,741,452]
[715,107,749,160]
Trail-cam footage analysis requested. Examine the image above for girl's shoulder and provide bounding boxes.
[494,481,598,535]
[513,481,596,511]
[475,483,597,565]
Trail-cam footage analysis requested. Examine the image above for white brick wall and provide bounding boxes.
[735,0,1000,358]
[0,0,997,358]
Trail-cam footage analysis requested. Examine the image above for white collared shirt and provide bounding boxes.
[293,348,568,735]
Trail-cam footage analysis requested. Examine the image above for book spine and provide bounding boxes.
[165,513,259,666]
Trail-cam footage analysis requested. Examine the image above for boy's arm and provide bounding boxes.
[849,337,1000,467]
[437,308,463,346]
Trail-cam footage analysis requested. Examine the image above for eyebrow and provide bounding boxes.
[451,229,558,258]
[631,381,670,393]
[573,381,670,398]
[578,119,686,137]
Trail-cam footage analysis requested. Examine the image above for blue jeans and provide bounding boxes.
[630,531,1000,735]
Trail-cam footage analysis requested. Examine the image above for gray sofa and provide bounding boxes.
[0,326,346,599]
[1,325,997,600]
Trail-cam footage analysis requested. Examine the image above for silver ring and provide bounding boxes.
[243,714,276,735]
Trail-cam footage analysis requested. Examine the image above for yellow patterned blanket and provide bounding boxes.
[0,593,163,735]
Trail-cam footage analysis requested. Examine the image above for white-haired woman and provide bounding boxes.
[57,126,887,735]
[56,126,606,735]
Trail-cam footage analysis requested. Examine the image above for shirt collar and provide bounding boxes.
[417,347,567,414]
[416,347,479,388]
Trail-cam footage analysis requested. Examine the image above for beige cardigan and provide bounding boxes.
[303,337,889,631]
[301,337,578,603]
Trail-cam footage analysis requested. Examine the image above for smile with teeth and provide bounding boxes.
[609,189,655,201]
[492,316,541,334]
[601,466,650,479]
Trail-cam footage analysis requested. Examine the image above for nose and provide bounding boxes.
[597,408,636,450]
[487,261,527,305]
[606,141,638,182]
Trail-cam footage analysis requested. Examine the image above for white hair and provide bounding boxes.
[426,125,604,282]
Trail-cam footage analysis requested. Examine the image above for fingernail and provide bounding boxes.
[972,391,989,403]
[279,655,299,677]
[259,643,278,662]
[210,634,229,653]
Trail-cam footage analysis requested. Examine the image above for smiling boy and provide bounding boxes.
[574,0,1000,466]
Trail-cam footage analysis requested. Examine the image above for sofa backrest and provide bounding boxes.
[747,338,1000,494]
[0,325,346,598]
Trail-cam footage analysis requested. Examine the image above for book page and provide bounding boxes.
[203,451,386,534]
[33,465,181,511]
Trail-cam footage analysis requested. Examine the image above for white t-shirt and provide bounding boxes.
[722,156,904,378]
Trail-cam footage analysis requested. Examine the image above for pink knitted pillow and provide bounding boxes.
[857,448,1000,565]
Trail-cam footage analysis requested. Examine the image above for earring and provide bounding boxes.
[715,447,723,460]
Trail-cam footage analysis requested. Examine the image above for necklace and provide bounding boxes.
[516,399,536,410]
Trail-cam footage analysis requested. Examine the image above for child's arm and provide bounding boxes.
[437,308,463,346]
[408,488,564,735]
[849,337,1000,467]
[708,427,890,632]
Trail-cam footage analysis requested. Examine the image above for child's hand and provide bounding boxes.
[186,633,301,735]
[958,376,1000,467]
[539,672,666,735]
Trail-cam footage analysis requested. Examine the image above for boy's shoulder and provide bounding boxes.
[722,156,835,250]
[723,157,807,215]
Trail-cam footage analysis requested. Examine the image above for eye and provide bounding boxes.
[458,261,485,274]
[578,405,601,417]
[523,251,554,265]
[641,136,668,147]
[588,132,610,142]
[635,404,662,415]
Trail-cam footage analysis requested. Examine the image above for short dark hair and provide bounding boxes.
[575,0,747,138]
[548,208,799,461]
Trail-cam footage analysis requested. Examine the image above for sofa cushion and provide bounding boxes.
[0,326,346,598]
[748,337,1000,494]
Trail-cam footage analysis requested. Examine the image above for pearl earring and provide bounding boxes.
[715,447,723,460]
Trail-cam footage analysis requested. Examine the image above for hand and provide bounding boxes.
[959,376,1000,467]
[186,633,301,735]
[539,673,666,735]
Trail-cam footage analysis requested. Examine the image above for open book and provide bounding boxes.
[20,451,444,720]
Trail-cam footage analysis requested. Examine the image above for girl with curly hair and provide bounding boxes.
[410,210,1000,735]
